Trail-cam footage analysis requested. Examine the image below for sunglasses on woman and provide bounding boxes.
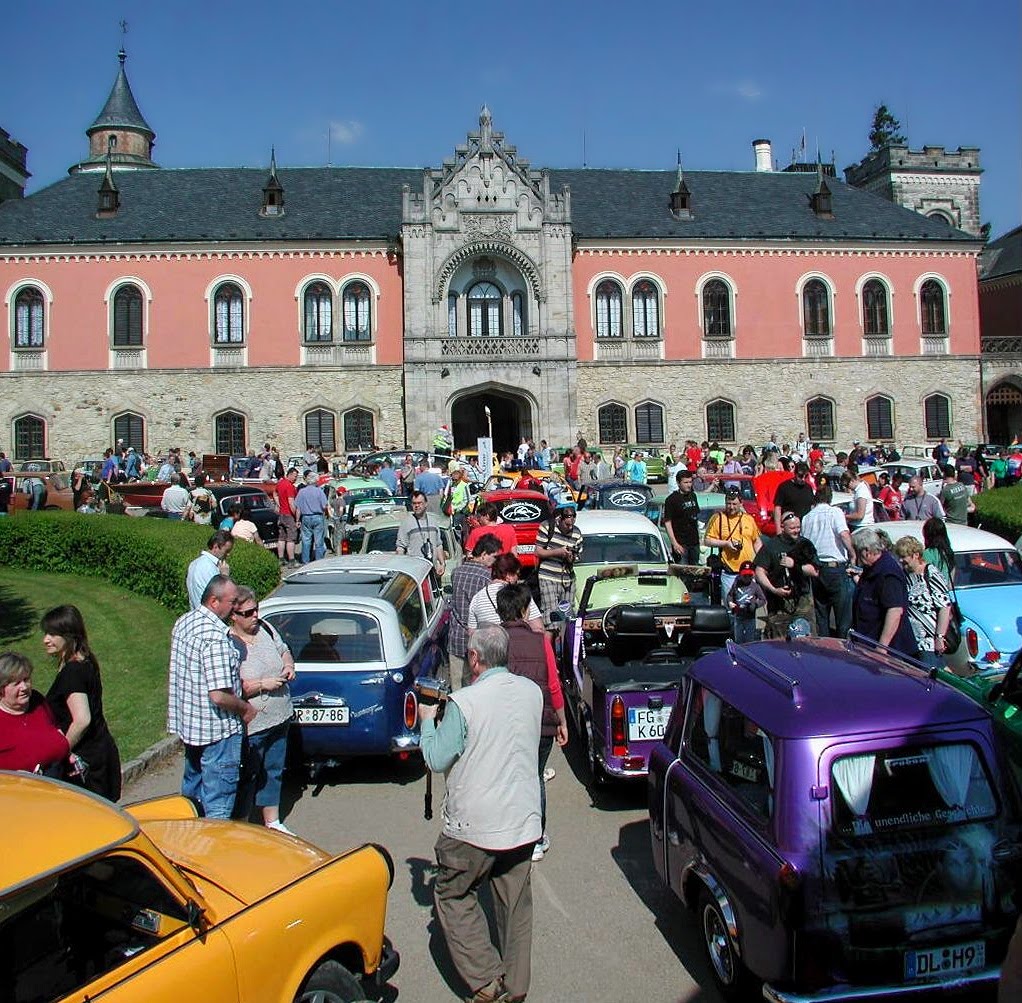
[235,607,258,618]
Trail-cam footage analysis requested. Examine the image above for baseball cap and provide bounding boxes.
[724,486,741,500]
[738,561,755,575]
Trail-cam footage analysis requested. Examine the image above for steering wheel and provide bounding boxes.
[600,605,622,637]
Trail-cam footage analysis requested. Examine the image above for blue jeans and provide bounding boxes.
[813,565,853,638]
[300,513,326,563]
[182,732,242,819]
[733,615,758,644]
[538,735,554,832]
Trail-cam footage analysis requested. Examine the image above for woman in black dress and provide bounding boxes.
[41,605,122,801]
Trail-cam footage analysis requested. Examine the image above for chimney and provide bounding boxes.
[753,138,772,172]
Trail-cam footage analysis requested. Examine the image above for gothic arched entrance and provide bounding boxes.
[451,386,534,454]
[986,380,1022,445]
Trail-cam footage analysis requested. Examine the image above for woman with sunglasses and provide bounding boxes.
[230,585,296,834]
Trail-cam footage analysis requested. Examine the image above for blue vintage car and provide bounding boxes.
[258,554,448,773]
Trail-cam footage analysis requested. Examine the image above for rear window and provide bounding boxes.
[830,743,996,838]
[583,533,666,565]
[954,549,1022,587]
[262,610,383,664]
[220,493,272,512]
[364,527,399,553]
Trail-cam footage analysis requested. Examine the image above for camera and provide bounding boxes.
[414,675,450,707]
[420,539,434,561]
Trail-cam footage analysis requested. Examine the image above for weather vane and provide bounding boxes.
[120,19,128,38]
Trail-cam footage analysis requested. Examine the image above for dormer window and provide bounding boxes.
[260,148,285,217]
[669,160,692,219]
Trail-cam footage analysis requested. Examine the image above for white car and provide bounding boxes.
[881,459,944,495]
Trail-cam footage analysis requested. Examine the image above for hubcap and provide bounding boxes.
[703,904,734,985]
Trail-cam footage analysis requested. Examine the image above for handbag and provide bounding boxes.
[925,564,961,654]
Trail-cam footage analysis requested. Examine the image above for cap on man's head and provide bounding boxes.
[724,486,741,500]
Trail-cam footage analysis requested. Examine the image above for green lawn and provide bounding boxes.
[0,568,177,761]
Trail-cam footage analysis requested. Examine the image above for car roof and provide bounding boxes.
[575,510,660,534]
[877,520,1014,552]
[210,484,269,497]
[1,773,137,896]
[361,511,452,530]
[279,553,432,580]
[331,477,390,490]
[692,638,988,740]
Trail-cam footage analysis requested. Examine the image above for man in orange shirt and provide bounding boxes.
[464,502,518,556]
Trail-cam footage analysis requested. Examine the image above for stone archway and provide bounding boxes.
[986,379,1022,445]
[450,385,535,454]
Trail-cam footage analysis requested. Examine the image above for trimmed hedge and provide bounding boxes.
[973,484,1022,545]
[0,512,280,614]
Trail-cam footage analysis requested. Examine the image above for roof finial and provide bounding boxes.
[479,104,492,149]
[118,18,128,62]
[270,145,278,179]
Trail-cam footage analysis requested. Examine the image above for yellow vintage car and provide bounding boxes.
[0,772,398,1002]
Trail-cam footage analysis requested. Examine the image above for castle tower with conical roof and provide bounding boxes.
[69,48,157,174]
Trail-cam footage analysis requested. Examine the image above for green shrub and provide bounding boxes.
[0,512,280,614]
[974,484,1022,545]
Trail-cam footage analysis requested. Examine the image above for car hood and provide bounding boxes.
[142,818,331,905]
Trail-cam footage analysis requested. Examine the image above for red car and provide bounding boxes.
[466,489,553,567]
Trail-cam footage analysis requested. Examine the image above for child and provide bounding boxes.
[727,561,766,644]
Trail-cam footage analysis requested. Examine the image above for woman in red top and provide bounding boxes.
[877,472,903,520]
[0,651,69,774]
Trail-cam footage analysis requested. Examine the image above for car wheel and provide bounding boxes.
[698,888,751,1002]
[296,960,367,1003]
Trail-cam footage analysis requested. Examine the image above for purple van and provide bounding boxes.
[648,635,1021,1001]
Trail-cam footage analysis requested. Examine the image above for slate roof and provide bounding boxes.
[0,164,977,248]
[88,52,154,139]
[979,225,1022,281]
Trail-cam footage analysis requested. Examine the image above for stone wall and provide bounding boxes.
[576,355,983,447]
[0,365,405,460]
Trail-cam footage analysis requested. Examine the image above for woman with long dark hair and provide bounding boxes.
[922,517,956,582]
[41,605,121,800]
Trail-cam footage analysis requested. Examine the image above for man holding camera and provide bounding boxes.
[534,503,584,627]
[754,511,820,639]
[420,625,543,1003]
[396,490,447,578]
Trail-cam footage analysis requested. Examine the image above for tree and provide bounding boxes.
[869,104,906,151]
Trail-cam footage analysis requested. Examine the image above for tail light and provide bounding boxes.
[966,628,979,659]
[610,696,627,757]
[340,538,350,555]
[983,649,1001,663]
[403,691,417,730]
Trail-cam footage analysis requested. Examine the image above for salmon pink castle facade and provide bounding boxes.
[0,51,1003,460]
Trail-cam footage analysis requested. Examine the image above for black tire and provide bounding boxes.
[296,959,366,1003]
[584,717,606,787]
[698,888,752,1002]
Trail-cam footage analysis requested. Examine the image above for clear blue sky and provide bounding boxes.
[7,0,1020,239]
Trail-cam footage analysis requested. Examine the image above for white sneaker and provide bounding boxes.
[266,819,296,836]
[532,833,550,861]
[542,766,556,783]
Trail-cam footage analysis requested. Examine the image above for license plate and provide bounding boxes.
[295,706,350,725]
[904,940,985,980]
[517,544,535,553]
[627,706,671,741]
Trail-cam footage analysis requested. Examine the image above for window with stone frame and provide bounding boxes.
[467,281,502,337]
[14,286,45,348]
[303,282,333,342]
[806,397,835,442]
[702,279,732,338]
[924,394,952,440]
[802,279,831,338]
[634,401,665,445]
[865,395,894,440]
[920,280,947,336]
[14,414,46,460]
[706,399,736,443]
[113,412,145,453]
[632,280,661,338]
[595,280,623,339]
[342,282,371,342]
[112,284,144,347]
[598,403,628,444]
[861,279,890,337]
[215,411,246,456]
[343,408,375,451]
[511,291,525,337]
[305,409,337,452]
[213,283,244,344]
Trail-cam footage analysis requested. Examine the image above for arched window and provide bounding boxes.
[924,394,952,439]
[303,282,333,342]
[13,414,46,460]
[920,280,947,336]
[702,279,732,338]
[14,287,45,348]
[113,412,145,452]
[802,279,830,337]
[865,396,894,440]
[213,283,244,344]
[706,400,736,443]
[634,401,665,445]
[511,292,525,337]
[632,280,660,338]
[342,282,371,342]
[598,403,628,444]
[468,282,502,337]
[595,280,623,339]
[304,409,336,452]
[112,285,144,347]
[862,279,889,337]
[215,411,247,455]
[806,397,835,442]
[343,408,375,451]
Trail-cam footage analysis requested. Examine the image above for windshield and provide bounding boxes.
[954,549,1022,587]
[582,533,667,564]
[830,743,996,839]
